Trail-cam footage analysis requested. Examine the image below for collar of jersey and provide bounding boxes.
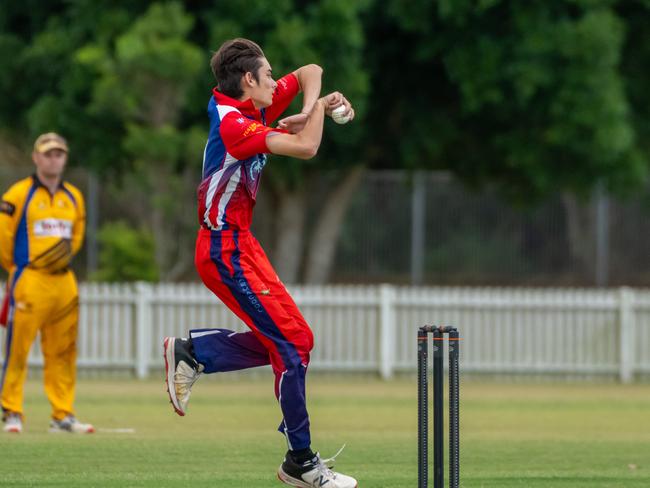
[212,88,263,122]
[32,173,65,192]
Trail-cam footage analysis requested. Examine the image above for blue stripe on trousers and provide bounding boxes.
[208,231,302,369]
[208,230,311,449]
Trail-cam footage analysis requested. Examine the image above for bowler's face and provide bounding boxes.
[251,57,277,109]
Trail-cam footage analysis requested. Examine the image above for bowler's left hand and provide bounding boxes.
[277,113,309,134]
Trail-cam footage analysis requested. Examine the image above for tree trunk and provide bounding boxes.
[304,166,366,284]
[164,166,197,281]
[150,167,169,278]
[272,189,307,284]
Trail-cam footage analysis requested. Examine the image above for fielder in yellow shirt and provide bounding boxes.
[0,133,93,434]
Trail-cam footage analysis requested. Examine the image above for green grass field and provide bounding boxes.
[0,376,648,487]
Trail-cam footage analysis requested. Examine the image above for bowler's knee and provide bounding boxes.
[294,327,314,362]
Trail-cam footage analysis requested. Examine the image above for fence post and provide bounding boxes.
[411,172,426,285]
[618,287,635,383]
[379,284,396,379]
[135,282,153,379]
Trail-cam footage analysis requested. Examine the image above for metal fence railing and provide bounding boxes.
[2,283,649,382]
[5,167,650,287]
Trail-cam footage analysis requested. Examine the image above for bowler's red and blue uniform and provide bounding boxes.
[193,73,314,450]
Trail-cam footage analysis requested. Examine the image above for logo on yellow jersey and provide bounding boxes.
[0,200,15,216]
[33,219,73,238]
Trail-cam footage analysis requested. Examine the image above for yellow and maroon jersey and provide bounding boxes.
[0,175,85,274]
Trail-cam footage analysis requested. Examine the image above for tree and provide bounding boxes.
[77,2,204,280]
[364,0,650,274]
[0,0,370,284]
[365,0,646,199]
[92,221,158,282]
[0,1,155,172]
[3,0,650,285]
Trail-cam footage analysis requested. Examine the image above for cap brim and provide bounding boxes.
[35,141,68,153]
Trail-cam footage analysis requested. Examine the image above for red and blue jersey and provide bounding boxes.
[197,73,299,231]
[194,73,312,449]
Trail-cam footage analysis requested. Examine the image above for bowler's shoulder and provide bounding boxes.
[219,110,255,135]
[216,104,242,121]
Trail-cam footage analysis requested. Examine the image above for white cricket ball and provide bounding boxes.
[332,105,351,125]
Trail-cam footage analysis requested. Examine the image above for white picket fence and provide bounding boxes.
[2,283,650,382]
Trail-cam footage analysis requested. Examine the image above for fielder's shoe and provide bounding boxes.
[164,336,204,416]
[3,412,22,433]
[278,449,357,488]
[49,415,94,434]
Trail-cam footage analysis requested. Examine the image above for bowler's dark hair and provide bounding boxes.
[211,38,265,99]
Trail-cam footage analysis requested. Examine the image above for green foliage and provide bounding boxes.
[76,2,207,277]
[79,2,202,126]
[366,0,650,202]
[2,0,650,282]
[92,221,158,282]
[123,124,184,164]
[2,0,650,202]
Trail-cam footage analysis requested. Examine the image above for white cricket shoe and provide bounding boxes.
[278,449,357,488]
[164,337,204,416]
[3,412,22,433]
[49,415,95,434]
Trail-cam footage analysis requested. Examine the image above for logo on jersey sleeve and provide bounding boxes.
[33,219,73,238]
[243,122,263,137]
[0,200,15,216]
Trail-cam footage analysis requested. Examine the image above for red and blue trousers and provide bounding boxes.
[192,228,314,450]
